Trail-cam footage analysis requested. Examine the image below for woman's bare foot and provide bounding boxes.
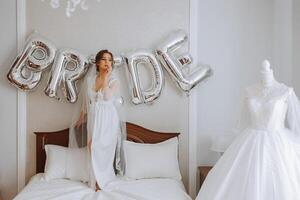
[95,182,101,192]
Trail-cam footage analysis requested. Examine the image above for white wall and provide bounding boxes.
[196,0,298,172]
[0,1,18,199]
[26,0,189,187]
[272,0,293,85]
[196,0,275,166]
[293,0,300,94]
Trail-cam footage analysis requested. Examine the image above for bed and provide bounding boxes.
[14,122,191,200]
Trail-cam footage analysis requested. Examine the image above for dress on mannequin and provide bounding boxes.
[196,60,300,200]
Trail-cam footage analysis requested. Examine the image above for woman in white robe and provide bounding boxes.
[69,50,124,191]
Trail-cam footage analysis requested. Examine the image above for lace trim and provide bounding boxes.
[245,82,290,101]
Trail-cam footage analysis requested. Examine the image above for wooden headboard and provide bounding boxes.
[34,122,179,173]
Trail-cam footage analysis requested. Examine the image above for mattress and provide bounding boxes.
[14,173,191,200]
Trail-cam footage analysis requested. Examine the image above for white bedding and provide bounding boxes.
[14,174,191,200]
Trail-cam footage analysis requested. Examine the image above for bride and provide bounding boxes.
[69,49,124,191]
[196,60,300,200]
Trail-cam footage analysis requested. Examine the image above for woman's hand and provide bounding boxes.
[75,119,83,129]
[75,112,86,129]
[105,66,112,76]
[102,66,112,87]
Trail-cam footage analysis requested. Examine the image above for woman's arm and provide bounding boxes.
[75,110,87,129]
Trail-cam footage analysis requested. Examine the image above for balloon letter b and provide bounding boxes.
[7,34,56,91]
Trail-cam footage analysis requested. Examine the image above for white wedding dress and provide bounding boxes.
[196,82,300,200]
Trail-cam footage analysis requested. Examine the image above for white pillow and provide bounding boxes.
[44,145,89,182]
[124,137,182,180]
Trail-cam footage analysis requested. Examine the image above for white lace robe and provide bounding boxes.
[69,72,124,189]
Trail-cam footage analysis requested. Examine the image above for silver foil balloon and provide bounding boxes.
[114,55,124,68]
[125,50,164,105]
[7,33,56,91]
[115,96,124,105]
[156,30,212,92]
[44,49,89,103]
[178,53,192,67]
[88,54,96,64]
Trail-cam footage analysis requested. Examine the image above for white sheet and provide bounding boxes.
[14,174,191,200]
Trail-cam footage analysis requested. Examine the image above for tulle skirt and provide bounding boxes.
[87,101,120,189]
[196,128,300,200]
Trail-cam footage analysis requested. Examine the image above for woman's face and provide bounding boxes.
[97,53,113,72]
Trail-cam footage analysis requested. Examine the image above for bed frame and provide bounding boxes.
[34,122,179,173]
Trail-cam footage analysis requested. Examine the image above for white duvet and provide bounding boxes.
[14,174,191,200]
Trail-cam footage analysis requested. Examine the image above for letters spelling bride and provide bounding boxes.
[7,30,212,105]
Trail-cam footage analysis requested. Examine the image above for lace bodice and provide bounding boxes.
[244,83,291,131]
[87,74,117,103]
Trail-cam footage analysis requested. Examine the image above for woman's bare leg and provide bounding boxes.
[88,139,101,191]
[88,139,92,152]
